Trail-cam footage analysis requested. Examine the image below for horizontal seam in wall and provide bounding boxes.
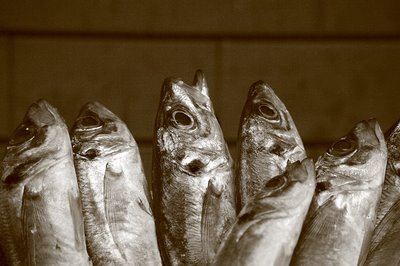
[1,30,400,42]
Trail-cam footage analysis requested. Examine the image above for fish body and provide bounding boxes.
[214,159,315,266]
[364,120,400,266]
[71,102,161,266]
[291,119,387,266]
[374,120,400,225]
[0,99,90,266]
[152,70,236,265]
[236,81,306,211]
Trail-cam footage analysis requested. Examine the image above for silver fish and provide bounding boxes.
[364,120,400,266]
[236,81,306,211]
[374,119,400,225]
[214,159,315,266]
[71,102,161,266]
[291,119,387,266]
[0,99,90,266]
[152,70,236,265]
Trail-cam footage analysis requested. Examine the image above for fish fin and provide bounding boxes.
[21,185,39,266]
[370,199,400,253]
[294,196,345,257]
[364,199,400,265]
[68,191,86,251]
[103,161,128,261]
[201,179,235,263]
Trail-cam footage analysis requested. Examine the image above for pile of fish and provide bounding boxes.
[0,69,398,266]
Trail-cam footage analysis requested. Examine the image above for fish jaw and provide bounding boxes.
[71,101,135,160]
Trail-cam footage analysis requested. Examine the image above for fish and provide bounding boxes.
[71,102,161,266]
[152,70,236,265]
[236,81,306,212]
[213,158,316,266]
[363,119,400,266]
[374,119,400,225]
[290,119,387,266]
[0,99,90,266]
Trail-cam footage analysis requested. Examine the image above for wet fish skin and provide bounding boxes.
[152,70,236,265]
[0,99,90,266]
[364,199,400,266]
[364,119,400,266]
[236,81,306,212]
[374,120,400,226]
[214,158,315,266]
[71,102,161,266]
[291,119,387,266]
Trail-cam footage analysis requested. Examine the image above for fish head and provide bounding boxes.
[385,119,400,175]
[315,119,387,193]
[240,81,305,165]
[155,70,229,177]
[1,99,68,185]
[238,159,315,220]
[71,101,133,160]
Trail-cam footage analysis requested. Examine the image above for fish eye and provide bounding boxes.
[265,175,287,190]
[172,111,194,129]
[76,116,103,130]
[329,139,356,156]
[9,124,36,146]
[258,103,279,122]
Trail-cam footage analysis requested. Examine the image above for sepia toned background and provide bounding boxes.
[1,1,400,176]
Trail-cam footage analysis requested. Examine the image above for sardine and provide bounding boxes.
[291,119,387,266]
[214,158,315,266]
[236,81,306,211]
[71,102,161,266]
[374,119,400,225]
[0,99,90,266]
[152,70,236,265]
[364,120,400,266]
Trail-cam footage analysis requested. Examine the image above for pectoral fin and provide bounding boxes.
[103,161,128,261]
[21,185,41,266]
[201,179,226,263]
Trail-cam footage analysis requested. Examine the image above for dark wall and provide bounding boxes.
[1,1,400,175]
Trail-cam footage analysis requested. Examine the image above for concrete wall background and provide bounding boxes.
[1,1,400,175]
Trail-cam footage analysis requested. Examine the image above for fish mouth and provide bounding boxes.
[364,118,384,145]
[75,101,120,125]
[192,69,210,98]
[248,80,275,100]
[27,99,58,126]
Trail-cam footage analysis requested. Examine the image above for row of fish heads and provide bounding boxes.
[0,69,398,266]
